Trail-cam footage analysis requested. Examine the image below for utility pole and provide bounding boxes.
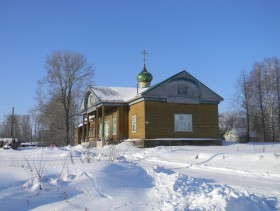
[11,107,14,138]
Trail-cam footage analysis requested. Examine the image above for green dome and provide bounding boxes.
[137,65,153,84]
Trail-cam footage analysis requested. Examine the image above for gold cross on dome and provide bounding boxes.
[141,50,148,66]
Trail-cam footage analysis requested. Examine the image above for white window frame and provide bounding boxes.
[112,117,117,136]
[132,115,137,133]
[174,114,193,132]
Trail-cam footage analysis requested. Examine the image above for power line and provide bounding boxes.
[0,103,34,108]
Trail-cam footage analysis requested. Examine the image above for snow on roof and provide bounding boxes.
[90,86,148,102]
[78,115,95,127]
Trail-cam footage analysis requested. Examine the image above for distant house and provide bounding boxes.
[21,142,39,147]
[0,138,21,149]
[74,61,223,147]
[224,128,258,142]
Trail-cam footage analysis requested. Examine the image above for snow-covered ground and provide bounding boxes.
[0,141,279,211]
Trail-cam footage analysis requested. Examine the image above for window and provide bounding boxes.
[177,84,187,95]
[174,114,192,132]
[132,115,137,133]
[104,120,109,137]
[89,127,94,137]
[112,118,117,136]
[99,123,102,138]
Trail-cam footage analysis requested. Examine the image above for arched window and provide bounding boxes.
[84,91,91,111]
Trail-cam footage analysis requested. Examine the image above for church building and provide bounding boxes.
[74,52,223,147]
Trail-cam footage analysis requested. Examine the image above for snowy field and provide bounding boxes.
[0,141,280,211]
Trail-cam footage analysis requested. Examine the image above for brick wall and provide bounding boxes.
[145,101,219,139]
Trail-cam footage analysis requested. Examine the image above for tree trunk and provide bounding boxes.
[276,65,280,140]
[65,116,70,145]
[257,68,266,141]
[243,79,250,141]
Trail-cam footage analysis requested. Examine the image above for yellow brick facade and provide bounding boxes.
[144,101,219,139]
[128,101,145,139]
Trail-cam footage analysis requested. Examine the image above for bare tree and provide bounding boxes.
[0,115,11,138]
[35,97,65,146]
[235,70,251,141]
[233,57,280,142]
[263,58,276,141]
[17,115,32,142]
[275,58,280,140]
[0,114,32,142]
[38,50,94,145]
[251,63,266,141]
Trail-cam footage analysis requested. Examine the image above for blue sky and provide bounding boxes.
[1,0,280,120]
